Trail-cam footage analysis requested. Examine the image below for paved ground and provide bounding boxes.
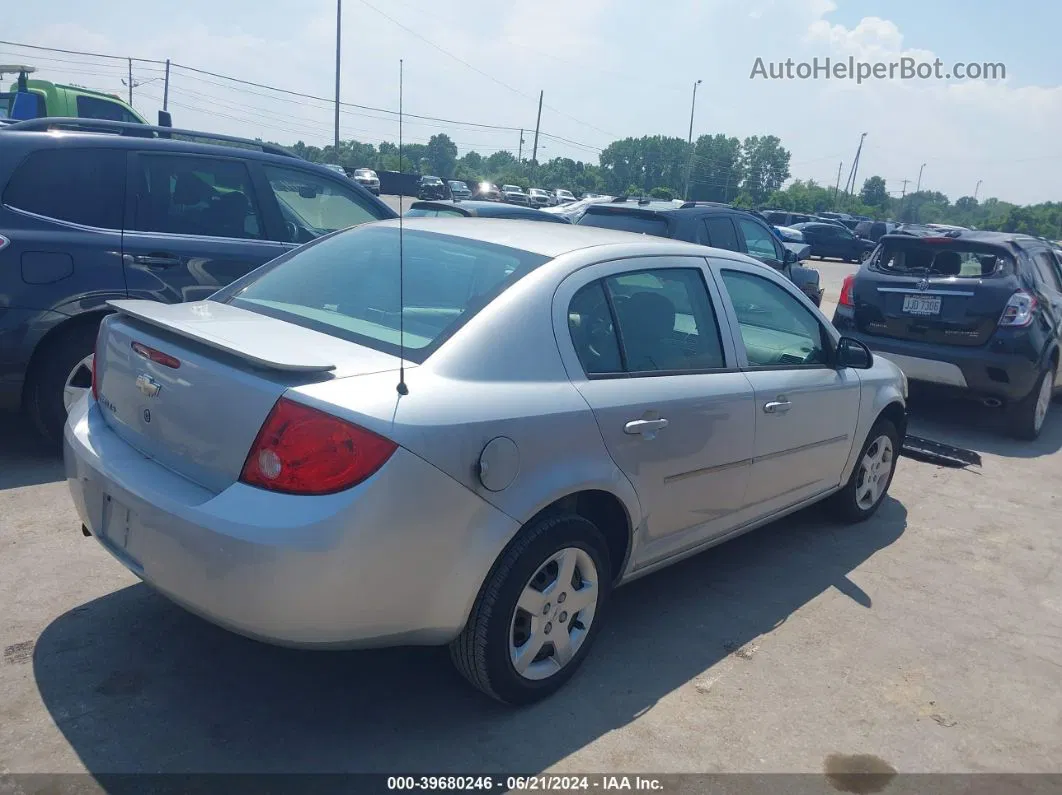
[1,250,1061,777]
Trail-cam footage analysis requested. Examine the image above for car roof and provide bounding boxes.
[376,216,716,258]
[583,201,765,220]
[0,127,309,168]
[411,200,570,222]
[882,229,1040,247]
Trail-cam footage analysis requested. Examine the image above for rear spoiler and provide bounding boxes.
[107,299,337,373]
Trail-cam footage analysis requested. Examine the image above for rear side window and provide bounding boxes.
[579,210,669,237]
[132,154,263,239]
[1033,252,1062,292]
[875,241,1010,278]
[3,147,126,228]
[76,95,141,123]
[228,225,548,363]
[704,216,740,251]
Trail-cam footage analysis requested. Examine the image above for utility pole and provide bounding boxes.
[974,179,983,201]
[683,79,702,200]
[334,0,342,152]
[530,90,543,185]
[916,162,926,193]
[517,129,525,165]
[899,179,910,201]
[163,59,170,111]
[833,161,843,207]
[844,132,867,195]
[127,58,133,105]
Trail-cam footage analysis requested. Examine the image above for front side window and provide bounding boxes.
[720,270,829,367]
[3,147,125,229]
[264,164,381,242]
[133,154,263,239]
[737,217,781,261]
[76,95,141,123]
[227,226,548,363]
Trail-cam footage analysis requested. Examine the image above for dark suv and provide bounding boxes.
[576,199,823,305]
[0,118,395,441]
[833,229,1062,439]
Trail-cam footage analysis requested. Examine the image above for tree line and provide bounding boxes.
[279,132,1061,240]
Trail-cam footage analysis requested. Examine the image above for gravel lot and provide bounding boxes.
[1,244,1060,778]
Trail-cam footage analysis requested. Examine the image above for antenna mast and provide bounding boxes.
[397,59,408,396]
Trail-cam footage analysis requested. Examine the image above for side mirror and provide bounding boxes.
[298,186,319,199]
[782,243,811,263]
[836,337,873,369]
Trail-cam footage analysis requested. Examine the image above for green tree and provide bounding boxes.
[425,133,458,178]
[740,135,791,204]
[860,176,889,208]
[688,134,743,202]
[486,150,519,175]
[649,186,675,200]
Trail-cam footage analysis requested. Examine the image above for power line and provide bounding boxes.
[0,39,165,64]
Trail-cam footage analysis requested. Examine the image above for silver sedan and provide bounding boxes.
[64,219,907,705]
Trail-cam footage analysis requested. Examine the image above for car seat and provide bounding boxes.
[617,292,683,371]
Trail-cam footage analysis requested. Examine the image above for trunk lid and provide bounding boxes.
[853,236,1019,347]
[95,299,402,492]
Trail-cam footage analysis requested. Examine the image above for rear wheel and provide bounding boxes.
[829,419,900,522]
[450,514,611,705]
[26,321,100,444]
[1009,366,1054,440]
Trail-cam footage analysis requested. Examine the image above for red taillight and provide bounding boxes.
[839,274,856,307]
[91,325,102,401]
[239,398,397,495]
[131,341,181,368]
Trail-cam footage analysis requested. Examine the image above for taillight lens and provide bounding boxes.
[91,325,103,401]
[0,234,10,252]
[239,398,397,495]
[839,274,856,307]
[998,290,1037,328]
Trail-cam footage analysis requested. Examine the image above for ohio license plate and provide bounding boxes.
[902,294,942,315]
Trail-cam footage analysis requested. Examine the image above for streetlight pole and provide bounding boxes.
[334,0,342,152]
[916,162,926,193]
[974,180,983,201]
[683,79,702,200]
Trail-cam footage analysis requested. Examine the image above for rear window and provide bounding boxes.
[226,225,549,363]
[874,239,1012,278]
[3,147,126,228]
[76,95,141,123]
[406,207,465,217]
[579,210,669,237]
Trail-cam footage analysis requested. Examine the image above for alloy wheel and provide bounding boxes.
[63,354,94,412]
[855,434,894,511]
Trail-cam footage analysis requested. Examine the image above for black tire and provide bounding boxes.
[829,418,900,523]
[26,319,101,445]
[449,514,612,705]
[1008,365,1054,441]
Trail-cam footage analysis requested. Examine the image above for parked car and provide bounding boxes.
[448,180,471,200]
[528,188,553,208]
[853,220,898,243]
[418,175,449,200]
[793,222,876,263]
[833,229,1062,439]
[501,185,530,206]
[473,181,501,202]
[577,199,823,305]
[774,225,806,243]
[352,168,381,195]
[321,164,347,176]
[67,217,906,705]
[405,199,571,223]
[554,189,577,205]
[761,210,819,227]
[0,117,395,442]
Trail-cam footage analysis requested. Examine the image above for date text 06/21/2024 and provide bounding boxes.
[386,775,666,791]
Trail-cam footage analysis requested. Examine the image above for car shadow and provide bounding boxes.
[0,414,63,489]
[33,498,907,778]
[905,394,1062,459]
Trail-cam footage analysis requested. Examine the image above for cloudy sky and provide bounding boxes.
[4,0,1059,204]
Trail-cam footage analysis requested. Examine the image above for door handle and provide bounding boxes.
[124,253,181,268]
[763,399,792,414]
[624,418,669,437]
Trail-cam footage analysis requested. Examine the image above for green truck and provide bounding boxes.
[2,65,149,123]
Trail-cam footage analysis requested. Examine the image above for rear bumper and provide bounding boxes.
[63,399,520,648]
[833,307,1040,402]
